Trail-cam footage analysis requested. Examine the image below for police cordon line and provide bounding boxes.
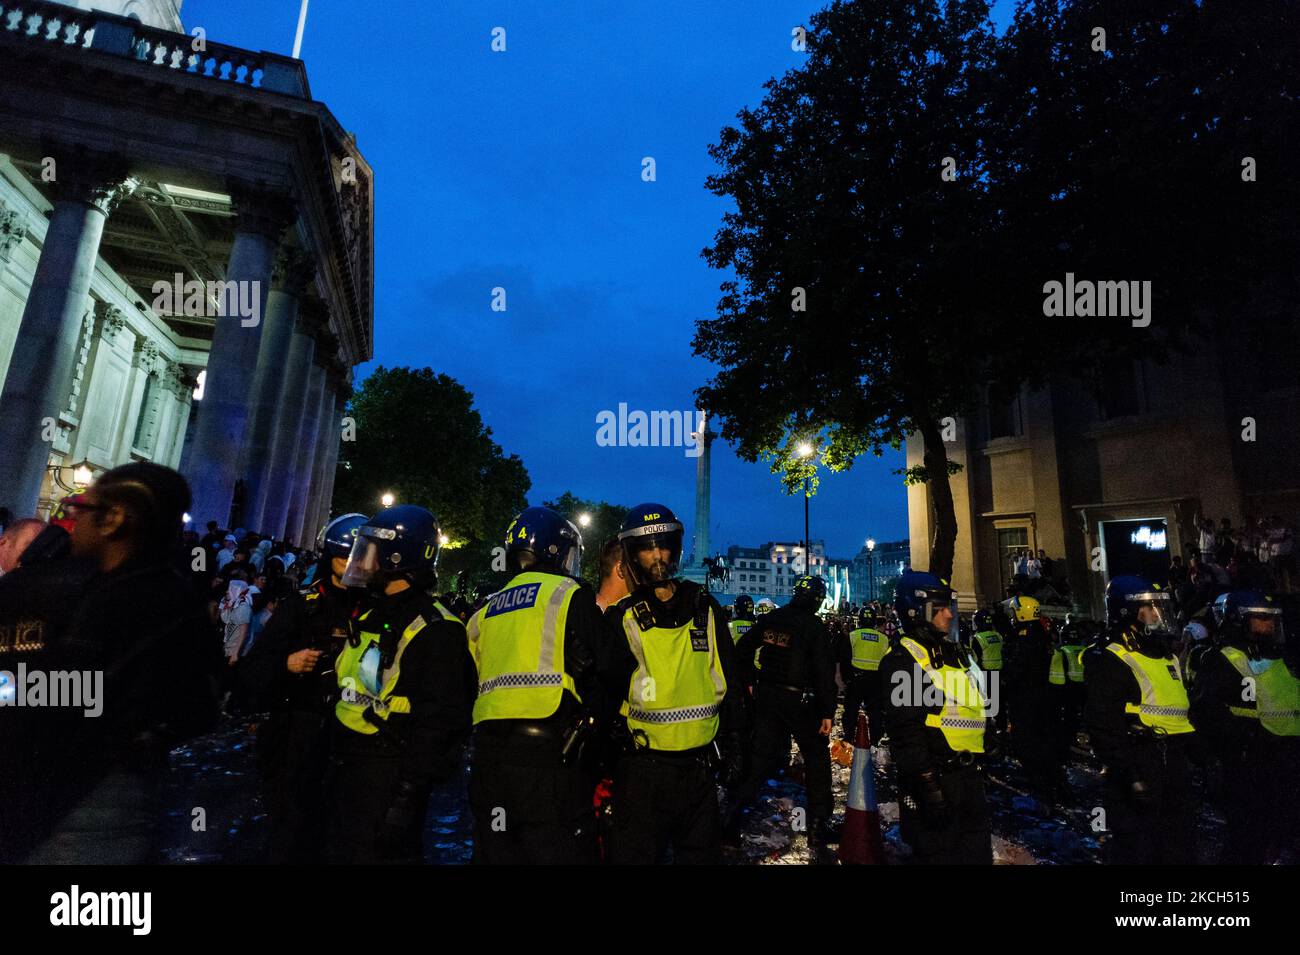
[233,498,1299,865]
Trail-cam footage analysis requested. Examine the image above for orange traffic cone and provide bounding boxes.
[838,710,885,865]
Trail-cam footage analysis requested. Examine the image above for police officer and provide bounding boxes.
[326,505,476,863]
[601,503,743,864]
[466,506,606,864]
[1004,596,1064,806]
[1083,576,1196,865]
[726,574,838,846]
[243,512,367,863]
[1191,591,1299,863]
[881,570,993,865]
[841,606,891,743]
[1051,615,1089,775]
[729,594,756,645]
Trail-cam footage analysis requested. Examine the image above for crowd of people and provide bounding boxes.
[1,469,1296,866]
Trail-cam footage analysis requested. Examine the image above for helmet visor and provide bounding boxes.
[1128,591,1175,635]
[339,529,388,589]
[562,540,584,579]
[622,530,682,585]
[1245,608,1285,652]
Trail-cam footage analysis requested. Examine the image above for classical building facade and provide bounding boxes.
[0,0,372,544]
[905,331,1300,618]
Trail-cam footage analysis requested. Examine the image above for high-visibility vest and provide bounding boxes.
[1221,647,1300,737]
[1104,642,1194,735]
[728,619,752,645]
[973,630,1003,671]
[1049,649,1066,685]
[849,628,890,672]
[620,598,727,751]
[467,572,581,724]
[1063,644,1086,683]
[899,637,986,754]
[335,601,461,736]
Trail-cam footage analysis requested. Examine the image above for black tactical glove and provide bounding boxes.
[917,769,950,827]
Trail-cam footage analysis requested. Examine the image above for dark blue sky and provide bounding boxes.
[186,0,1009,559]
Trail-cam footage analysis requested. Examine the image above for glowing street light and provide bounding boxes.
[72,464,93,487]
[577,512,592,528]
[438,534,450,546]
[866,537,877,602]
[796,442,815,571]
[381,492,395,508]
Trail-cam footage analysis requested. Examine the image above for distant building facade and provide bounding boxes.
[906,337,1300,618]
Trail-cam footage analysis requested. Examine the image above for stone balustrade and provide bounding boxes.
[0,0,309,98]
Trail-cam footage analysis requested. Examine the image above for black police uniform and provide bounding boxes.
[881,629,993,865]
[601,579,743,864]
[1005,618,1065,802]
[242,577,359,863]
[730,601,837,830]
[326,588,476,864]
[1190,645,1300,864]
[1082,633,1196,865]
[468,578,607,865]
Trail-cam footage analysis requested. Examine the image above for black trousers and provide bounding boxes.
[325,734,425,865]
[469,734,598,865]
[1014,687,1066,799]
[259,708,332,864]
[842,670,885,743]
[609,750,721,864]
[899,763,992,865]
[733,685,833,823]
[1101,743,1195,865]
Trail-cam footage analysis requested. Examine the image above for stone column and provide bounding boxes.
[0,160,136,513]
[240,245,315,533]
[307,384,347,540]
[284,362,327,546]
[261,297,323,540]
[164,364,196,470]
[183,186,294,530]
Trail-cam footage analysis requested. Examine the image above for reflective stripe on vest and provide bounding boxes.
[334,603,458,735]
[1104,643,1194,735]
[728,620,751,646]
[1049,649,1066,685]
[621,601,727,751]
[899,637,986,754]
[468,572,581,724]
[1221,647,1300,737]
[849,628,889,672]
[973,631,1002,671]
[1063,645,1086,683]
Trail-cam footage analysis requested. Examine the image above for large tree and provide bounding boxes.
[695,0,1296,582]
[695,0,1001,580]
[334,366,530,589]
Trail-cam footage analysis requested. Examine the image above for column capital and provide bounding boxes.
[228,182,297,242]
[94,301,129,342]
[133,337,162,373]
[272,244,317,295]
[0,199,27,263]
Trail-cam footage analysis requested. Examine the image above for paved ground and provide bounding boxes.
[159,709,1228,865]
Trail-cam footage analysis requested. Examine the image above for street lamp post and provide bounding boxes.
[797,442,814,575]
[866,537,876,602]
[381,492,395,508]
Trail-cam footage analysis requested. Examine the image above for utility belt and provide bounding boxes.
[936,749,984,770]
[625,741,715,766]
[477,716,595,767]
[758,681,815,704]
